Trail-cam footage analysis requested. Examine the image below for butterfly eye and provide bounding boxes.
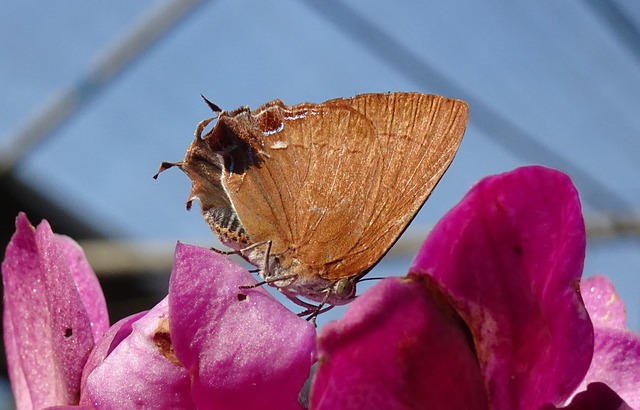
[333,278,356,300]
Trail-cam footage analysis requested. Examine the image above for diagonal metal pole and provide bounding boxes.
[79,213,640,275]
[0,0,210,175]
[581,0,640,66]
[303,0,634,212]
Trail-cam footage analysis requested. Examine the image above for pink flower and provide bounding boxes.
[166,243,315,409]
[2,213,109,409]
[2,215,315,409]
[311,166,639,409]
[2,166,638,409]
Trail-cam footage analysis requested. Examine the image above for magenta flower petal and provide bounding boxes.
[82,297,195,409]
[168,243,316,410]
[2,213,107,409]
[312,275,489,410]
[581,276,627,329]
[411,166,593,409]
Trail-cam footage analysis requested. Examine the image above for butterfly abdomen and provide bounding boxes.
[204,207,251,246]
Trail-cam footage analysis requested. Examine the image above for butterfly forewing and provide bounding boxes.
[223,102,385,274]
[319,93,469,280]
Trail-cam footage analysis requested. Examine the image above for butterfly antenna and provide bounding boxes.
[357,276,386,282]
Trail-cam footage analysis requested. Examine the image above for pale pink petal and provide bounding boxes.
[542,382,633,410]
[82,298,195,409]
[169,243,316,410]
[412,166,593,409]
[78,311,146,406]
[2,213,101,409]
[574,327,640,408]
[581,276,626,329]
[571,276,640,407]
[312,276,489,410]
[56,235,109,341]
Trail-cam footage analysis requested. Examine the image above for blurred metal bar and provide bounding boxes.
[584,211,640,239]
[582,0,640,65]
[0,0,209,175]
[302,0,634,213]
[79,213,640,276]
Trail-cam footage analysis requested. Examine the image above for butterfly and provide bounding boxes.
[155,92,468,317]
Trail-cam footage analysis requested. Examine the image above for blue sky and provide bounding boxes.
[2,0,639,332]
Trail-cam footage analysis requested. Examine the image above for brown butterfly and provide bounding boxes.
[155,92,468,317]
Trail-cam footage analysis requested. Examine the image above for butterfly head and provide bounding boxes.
[274,268,360,307]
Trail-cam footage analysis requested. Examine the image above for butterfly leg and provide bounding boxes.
[195,117,215,140]
[286,295,321,311]
[210,240,272,271]
[239,272,298,290]
[291,292,334,326]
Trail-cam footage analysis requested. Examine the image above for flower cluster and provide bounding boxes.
[2,166,639,409]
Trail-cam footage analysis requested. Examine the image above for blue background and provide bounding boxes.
[1,1,639,405]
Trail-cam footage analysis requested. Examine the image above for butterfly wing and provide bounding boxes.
[221,99,386,274]
[216,93,467,282]
[319,92,469,280]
